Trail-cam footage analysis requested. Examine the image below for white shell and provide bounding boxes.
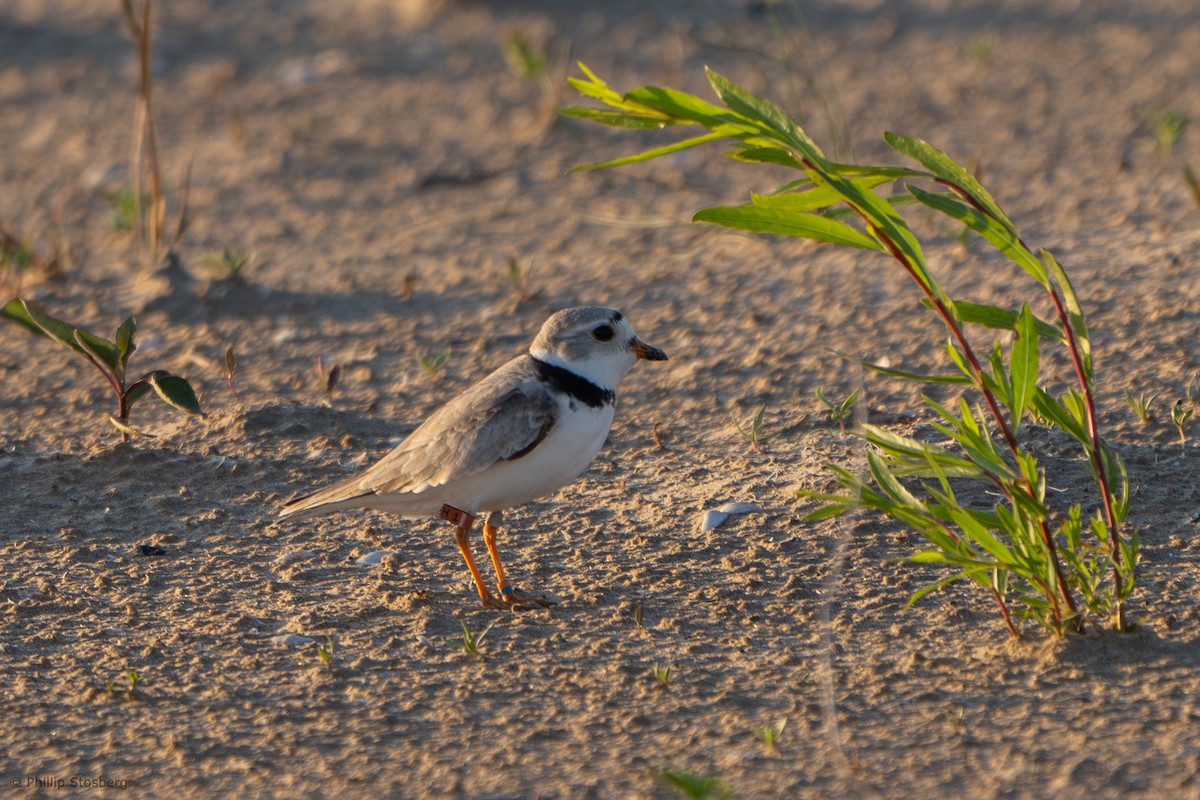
[275,550,317,566]
[700,502,762,531]
[271,634,314,646]
[355,550,392,566]
[717,502,761,515]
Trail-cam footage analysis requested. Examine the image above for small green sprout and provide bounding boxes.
[1,298,201,439]
[1124,389,1158,423]
[657,770,732,800]
[503,33,547,81]
[1143,106,1188,153]
[652,662,674,688]
[418,350,450,377]
[448,618,494,658]
[753,718,787,753]
[102,187,146,231]
[202,248,254,281]
[1171,399,1193,448]
[816,387,862,436]
[316,636,335,668]
[731,405,780,452]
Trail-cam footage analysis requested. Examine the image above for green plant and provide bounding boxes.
[107,668,141,696]
[447,618,494,658]
[1171,399,1192,448]
[2,298,201,438]
[505,256,536,302]
[652,662,674,688]
[816,387,861,436]
[418,350,450,377]
[753,718,787,753]
[731,405,780,452]
[564,65,1135,636]
[1124,389,1158,423]
[657,770,732,800]
[202,248,254,281]
[1143,106,1188,154]
[316,636,335,668]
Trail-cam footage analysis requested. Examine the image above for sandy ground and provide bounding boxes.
[2,0,1200,797]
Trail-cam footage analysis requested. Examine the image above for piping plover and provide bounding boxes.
[279,306,668,609]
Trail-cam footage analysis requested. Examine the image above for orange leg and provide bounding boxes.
[454,526,504,609]
[482,514,552,609]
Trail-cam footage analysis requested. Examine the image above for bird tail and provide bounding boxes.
[278,476,374,521]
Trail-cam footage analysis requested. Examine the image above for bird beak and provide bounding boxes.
[631,338,668,362]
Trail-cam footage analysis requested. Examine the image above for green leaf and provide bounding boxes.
[557,106,672,130]
[941,299,1063,341]
[114,316,137,379]
[693,204,885,250]
[906,186,1047,285]
[727,147,805,169]
[1010,304,1039,425]
[626,83,744,129]
[569,129,732,172]
[833,349,972,385]
[2,297,121,374]
[148,371,202,415]
[883,132,1013,229]
[704,68,825,161]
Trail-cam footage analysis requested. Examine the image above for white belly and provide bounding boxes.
[406,399,615,516]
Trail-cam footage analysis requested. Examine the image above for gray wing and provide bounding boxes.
[368,357,557,494]
[279,356,555,517]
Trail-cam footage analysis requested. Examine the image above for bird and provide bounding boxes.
[278,306,668,609]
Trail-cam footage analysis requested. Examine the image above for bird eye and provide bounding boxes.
[591,324,615,342]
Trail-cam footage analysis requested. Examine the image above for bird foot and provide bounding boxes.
[500,587,554,611]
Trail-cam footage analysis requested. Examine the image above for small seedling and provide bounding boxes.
[731,405,780,452]
[447,618,494,658]
[103,187,145,232]
[315,636,335,668]
[652,662,674,688]
[1,298,201,439]
[657,770,732,800]
[315,356,341,398]
[966,35,994,65]
[1171,399,1192,448]
[816,387,861,436]
[202,248,254,281]
[505,256,536,302]
[224,345,239,395]
[1143,106,1188,154]
[753,718,786,753]
[107,668,141,696]
[504,33,548,82]
[1124,389,1158,423]
[418,350,450,377]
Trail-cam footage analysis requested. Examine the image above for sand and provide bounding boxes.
[2,0,1200,797]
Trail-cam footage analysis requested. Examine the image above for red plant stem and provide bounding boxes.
[939,179,1124,628]
[868,223,1079,625]
[991,586,1019,638]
